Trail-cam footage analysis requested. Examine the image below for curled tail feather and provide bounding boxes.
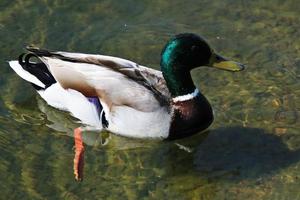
[17,53,56,90]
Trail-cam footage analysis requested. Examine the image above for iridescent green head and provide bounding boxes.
[160,33,245,97]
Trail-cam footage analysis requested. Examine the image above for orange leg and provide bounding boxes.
[73,127,85,181]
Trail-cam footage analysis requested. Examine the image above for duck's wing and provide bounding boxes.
[26,46,171,111]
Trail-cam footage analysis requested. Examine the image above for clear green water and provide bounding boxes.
[0,0,300,199]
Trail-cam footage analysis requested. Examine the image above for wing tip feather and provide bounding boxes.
[26,45,53,57]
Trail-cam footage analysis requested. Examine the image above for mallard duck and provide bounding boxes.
[9,33,244,180]
[9,33,244,140]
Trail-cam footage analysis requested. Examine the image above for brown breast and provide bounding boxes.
[167,94,213,140]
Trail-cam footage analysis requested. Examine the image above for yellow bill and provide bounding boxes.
[209,53,245,72]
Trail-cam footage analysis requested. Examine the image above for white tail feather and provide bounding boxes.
[8,61,45,88]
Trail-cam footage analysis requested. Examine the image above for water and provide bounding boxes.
[0,0,300,199]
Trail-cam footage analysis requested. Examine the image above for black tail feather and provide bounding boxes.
[18,53,56,90]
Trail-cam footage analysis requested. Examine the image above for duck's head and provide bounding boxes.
[161,33,245,97]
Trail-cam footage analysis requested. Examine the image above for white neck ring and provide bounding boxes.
[172,88,199,102]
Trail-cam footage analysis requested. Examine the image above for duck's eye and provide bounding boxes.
[191,45,200,53]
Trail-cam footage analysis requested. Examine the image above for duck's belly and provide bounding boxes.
[107,106,171,139]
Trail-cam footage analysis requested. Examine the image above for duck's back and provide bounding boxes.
[9,48,174,139]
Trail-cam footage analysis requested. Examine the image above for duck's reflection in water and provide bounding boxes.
[38,97,300,183]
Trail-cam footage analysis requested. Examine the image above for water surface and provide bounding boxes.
[0,0,300,199]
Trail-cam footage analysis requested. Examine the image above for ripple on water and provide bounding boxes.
[0,0,300,199]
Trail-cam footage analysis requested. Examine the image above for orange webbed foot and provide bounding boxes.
[73,127,85,181]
